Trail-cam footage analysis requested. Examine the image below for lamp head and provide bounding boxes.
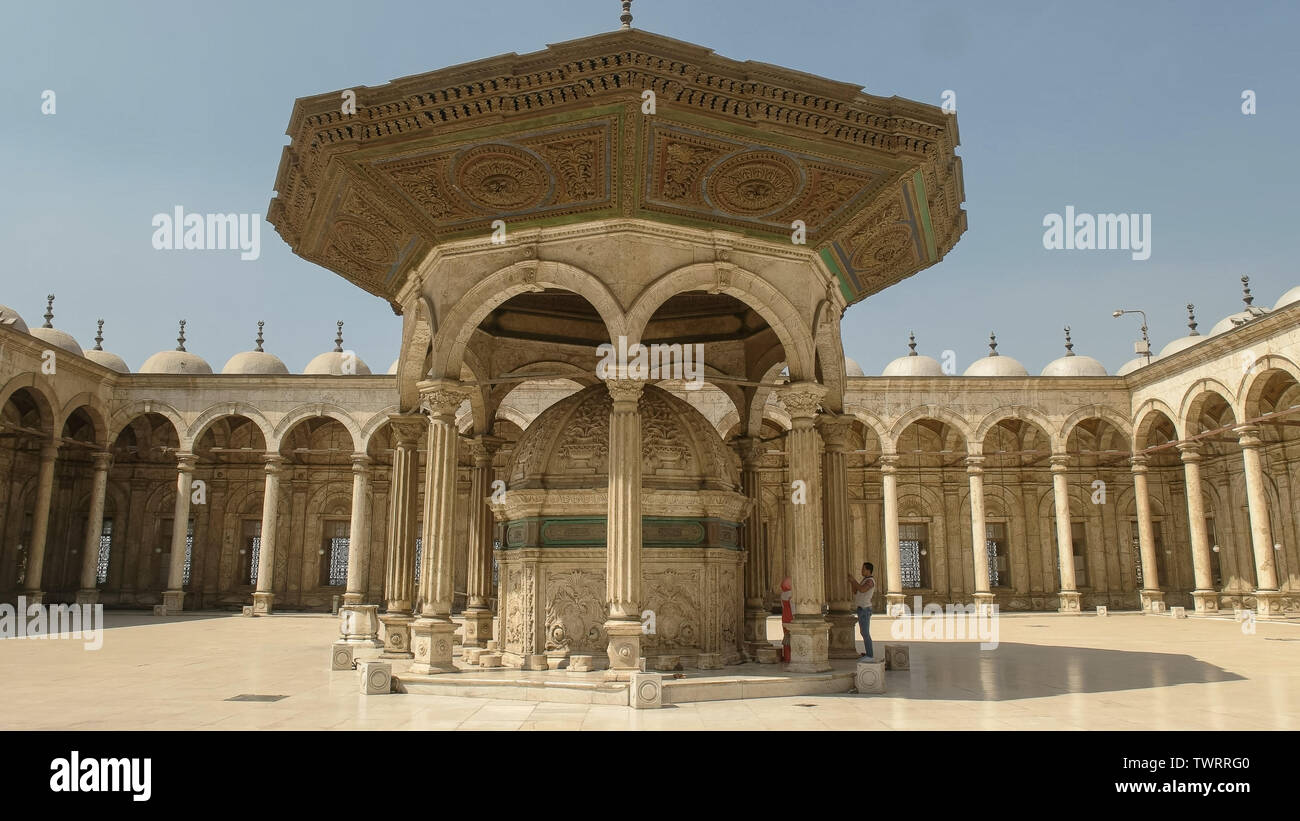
[1111,310,1124,318]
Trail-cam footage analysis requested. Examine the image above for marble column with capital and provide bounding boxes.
[338,453,381,646]
[966,455,994,612]
[1235,425,1282,617]
[1178,443,1218,613]
[409,380,466,675]
[160,451,197,614]
[734,436,768,656]
[880,454,904,614]
[21,441,61,605]
[462,434,502,647]
[1130,455,1165,612]
[778,381,830,673]
[1050,454,1081,613]
[603,377,646,678]
[76,451,114,605]
[379,414,424,659]
[251,454,284,615]
[817,413,858,658]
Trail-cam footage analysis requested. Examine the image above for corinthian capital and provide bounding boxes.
[777,381,826,420]
[815,413,854,451]
[419,378,468,416]
[604,377,645,406]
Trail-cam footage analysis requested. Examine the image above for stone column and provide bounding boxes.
[410,380,466,675]
[462,435,501,647]
[880,454,904,614]
[161,451,196,614]
[21,441,60,605]
[76,451,114,605]
[604,377,646,678]
[251,454,284,615]
[1131,455,1164,612]
[1178,443,1218,613]
[777,381,830,673]
[816,413,857,658]
[966,455,994,611]
[380,414,423,659]
[1050,454,1081,613]
[338,453,381,646]
[1235,425,1282,617]
[734,436,768,656]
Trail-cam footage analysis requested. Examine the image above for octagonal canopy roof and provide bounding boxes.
[269,28,965,308]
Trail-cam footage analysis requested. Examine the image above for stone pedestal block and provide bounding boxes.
[408,618,458,675]
[75,590,98,606]
[463,647,484,665]
[785,618,831,673]
[1254,591,1284,619]
[478,653,503,668]
[1057,591,1081,613]
[241,605,254,617]
[605,620,643,673]
[251,591,273,616]
[653,655,681,672]
[152,604,167,616]
[460,609,493,648]
[1141,590,1166,613]
[972,593,995,617]
[630,672,663,708]
[568,655,594,672]
[485,639,500,652]
[827,611,860,658]
[359,660,392,695]
[1170,606,1188,619]
[1192,591,1219,613]
[1095,606,1108,616]
[378,613,414,659]
[697,653,721,670]
[338,604,382,647]
[883,644,909,671]
[162,590,186,613]
[524,654,549,671]
[755,645,780,664]
[331,642,355,671]
[855,660,886,694]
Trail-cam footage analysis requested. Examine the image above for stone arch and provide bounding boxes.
[625,262,816,381]
[0,374,57,433]
[850,410,890,453]
[429,260,626,379]
[746,357,789,437]
[107,400,186,448]
[1178,378,1240,435]
[396,295,436,412]
[273,404,363,453]
[1239,354,1300,420]
[188,403,274,450]
[887,405,974,452]
[1059,404,1134,447]
[359,406,402,450]
[973,405,1060,453]
[55,393,108,445]
[1132,401,1181,450]
[812,298,846,413]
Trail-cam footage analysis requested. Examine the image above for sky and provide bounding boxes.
[2,0,1297,376]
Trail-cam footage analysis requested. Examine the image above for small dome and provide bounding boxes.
[28,295,82,355]
[1117,355,1157,376]
[963,333,1027,377]
[882,332,945,376]
[1159,304,1204,358]
[222,322,288,375]
[1040,327,1107,376]
[140,320,213,374]
[304,320,371,375]
[1273,285,1300,311]
[83,320,129,373]
[845,357,865,377]
[1211,276,1270,335]
[387,358,399,375]
[0,304,30,334]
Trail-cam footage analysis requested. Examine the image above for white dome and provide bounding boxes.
[1159,334,1204,358]
[223,350,289,375]
[304,351,372,375]
[1273,285,1300,311]
[387,358,399,375]
[1209,311,1253,336]
[0,304,29,334]
[84,349,129,373]
[965,355,1028,377]
[1041,355,1107,377]
[1117,355,1158,376]
[883,354,945,377]
[140,349,213,374]
[30,326,84,356]
[845,357,865,377]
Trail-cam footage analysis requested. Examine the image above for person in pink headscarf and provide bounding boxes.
[780,576,792,663]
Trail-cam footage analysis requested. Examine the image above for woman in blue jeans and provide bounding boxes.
[847,562,876,661]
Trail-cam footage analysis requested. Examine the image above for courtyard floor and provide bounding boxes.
[1,610,1296,730]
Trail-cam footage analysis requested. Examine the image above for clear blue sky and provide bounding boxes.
[2,0,1297,375]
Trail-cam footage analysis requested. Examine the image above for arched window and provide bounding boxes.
[95,519,113,585]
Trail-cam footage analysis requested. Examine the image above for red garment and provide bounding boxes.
[780,577,792,662]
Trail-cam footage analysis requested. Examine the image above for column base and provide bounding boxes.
[459,608,494,648]
[827,611,860,658]
[161,590,186,614]
[604,619,643,674]
[378,612,414,659]
[1140,590,1166,613]
[1057,591,1082,613]
[742,607,769,649]
[338,604,382,647]
[885,593,907,617]
[972,592,996,616]
[1191,590,1220,613]
[1253,590,1284,619]
[250,591,273,616]
[75,589,99,606]
[341,592,364,606]
[408,617,458,675]
[784,617,831,673]
[20,591,45,607]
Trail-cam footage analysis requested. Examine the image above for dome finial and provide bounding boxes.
[255,320,265,352]
[333,320,345,353]
[620,0,633,29]
[1242,275,1254,307]
[43,294,54,328]
[907,331,917,356]
[1063,326,1074,355]
[1186,303,1199,336]
[94,319,105,351]
[176,319,187,352]
[988,332,999,356]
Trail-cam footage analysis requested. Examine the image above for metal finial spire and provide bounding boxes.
[1063,326,1074,355]
[1186,303,1199,336]
[620,0,633,29]
[94,319,105,351]
[255,321,265,352]
[1241,275,1253,307]
[907,331,917,356]
[988,332,999,356]
[43,295,54,328]
[333,320,345,353]
[176,320,187,352]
